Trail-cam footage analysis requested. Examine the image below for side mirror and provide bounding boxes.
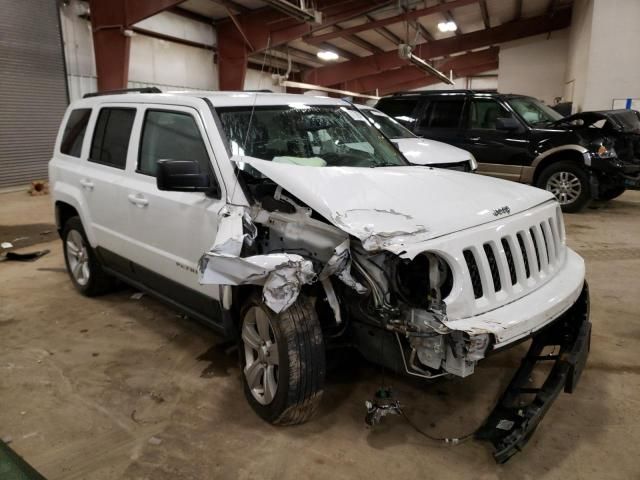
[156,160,211,192]
[495,117,522,132]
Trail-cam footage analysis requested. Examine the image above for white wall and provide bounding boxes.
[58,0,279,100]
[581,0,640,111]
[565,0,593,111]
[498,29,569,105]
[565,0,640,112]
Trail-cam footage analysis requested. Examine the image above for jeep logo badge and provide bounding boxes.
[493,206,511,216]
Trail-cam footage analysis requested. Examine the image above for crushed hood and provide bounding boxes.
[392,137,473,166]
[553,109,640,133]
[235,157,554,254]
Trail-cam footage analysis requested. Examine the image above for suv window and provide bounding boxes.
[89,108,136,169]
[468,98,514,130]
[375,97,420,127]
[60,108,91,157]
[419,98,465,129]
[138,110,210,176]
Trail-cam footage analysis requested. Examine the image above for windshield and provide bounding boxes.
[507,96,564,127]
[360,108,415,139]
[216,105,407,169]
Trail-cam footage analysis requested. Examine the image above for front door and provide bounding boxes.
[458,97,531,182]
[122,105,227,318]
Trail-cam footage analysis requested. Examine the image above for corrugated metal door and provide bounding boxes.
[0,0,68,188]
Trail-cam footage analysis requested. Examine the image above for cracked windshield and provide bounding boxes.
[216,104,407,170]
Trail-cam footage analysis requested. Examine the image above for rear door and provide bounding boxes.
[413,94,466,145]
[122,104,227,311]
[83,105,138,253]
[458,96,531,181]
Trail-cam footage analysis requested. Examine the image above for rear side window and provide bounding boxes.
[419,98,465,129]
[89,108,136,169]
[375,98,419,127]
[60,108,91,157]
[138,110,210,177]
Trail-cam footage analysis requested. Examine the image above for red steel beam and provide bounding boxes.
[338,47,498,94]
[305,0,477,45]
[217,0,389,90]
[380,61,498,96]
[89,0,186,91]
[303,9,571,86]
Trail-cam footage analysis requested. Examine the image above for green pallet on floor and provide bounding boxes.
[0,441,46,480]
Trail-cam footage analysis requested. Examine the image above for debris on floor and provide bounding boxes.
[147,436,162,446]
[0,249,50,262]
[130,292,145,300]
[29,180,49,196]
[1,242,13,249]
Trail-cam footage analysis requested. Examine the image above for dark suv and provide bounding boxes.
[376,90,640,212]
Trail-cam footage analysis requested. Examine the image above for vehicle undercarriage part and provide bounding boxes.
[365,388,401,426]
[476,284,591,463]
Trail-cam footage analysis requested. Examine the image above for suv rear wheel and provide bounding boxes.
[537,161,591,213]
[62,217,115,296]
[240,294,325,425]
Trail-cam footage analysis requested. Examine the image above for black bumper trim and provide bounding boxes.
[475,282,591,463]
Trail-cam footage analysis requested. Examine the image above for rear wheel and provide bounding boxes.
[62,217,115,296]
[537,161,591,213]
[240,294,325,425]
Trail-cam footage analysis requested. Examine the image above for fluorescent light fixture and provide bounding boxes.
[437,21,457,32]
[262,0,322,23]
[398,44,454,85]
[317,50,339,61]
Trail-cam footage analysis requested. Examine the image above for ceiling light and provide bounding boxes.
[437,21,457,32]
[317,50,339,61]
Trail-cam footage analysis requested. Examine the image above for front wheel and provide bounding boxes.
[537,161,591,213]
[240,294,325,425]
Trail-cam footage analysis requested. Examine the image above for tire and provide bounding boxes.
[536,161,591,213]
[598,185,626,201]
[239,294,325,425]
[62,216,115,296]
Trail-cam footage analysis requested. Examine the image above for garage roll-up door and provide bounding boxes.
[0,0,68,188]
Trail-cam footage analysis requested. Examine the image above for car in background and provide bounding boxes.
[356,104,477,172]
[376,90,640,212]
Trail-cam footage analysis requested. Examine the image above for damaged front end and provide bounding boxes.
[197,156,590,462]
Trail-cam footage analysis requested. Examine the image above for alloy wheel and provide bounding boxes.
[546,171,582,205]
[66,230,90,286]
[242,306,279,405]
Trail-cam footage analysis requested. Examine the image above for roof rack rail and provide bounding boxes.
[243,89,274,93]
[83,87,162,98]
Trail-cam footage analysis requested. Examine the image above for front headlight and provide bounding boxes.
[393,252,453,307]
[595,144,617,159]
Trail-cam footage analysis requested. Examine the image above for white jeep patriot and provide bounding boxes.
[50,89,591,462]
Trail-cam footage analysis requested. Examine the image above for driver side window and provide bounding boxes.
[138,109,210,177]
[468,99,514,130]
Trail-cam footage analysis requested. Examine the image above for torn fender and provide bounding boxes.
[199,252,315,313]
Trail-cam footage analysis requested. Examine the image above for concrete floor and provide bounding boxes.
[1,190,639,480]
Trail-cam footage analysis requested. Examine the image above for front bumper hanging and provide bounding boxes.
[475,282,591,463]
